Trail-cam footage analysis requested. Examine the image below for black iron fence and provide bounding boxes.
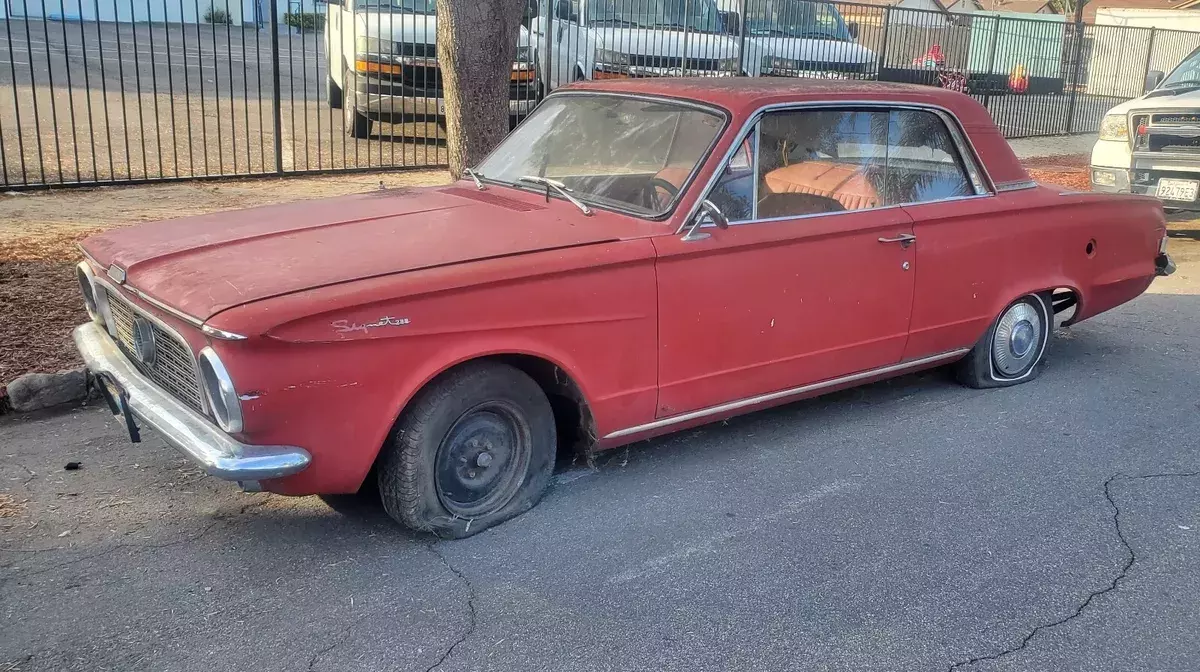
[1,0,1198,189]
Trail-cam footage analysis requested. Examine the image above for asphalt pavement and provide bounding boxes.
[1,220,1197,671]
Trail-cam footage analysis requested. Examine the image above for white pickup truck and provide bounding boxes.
[1091,45,1200,210]
[324,0,540,138]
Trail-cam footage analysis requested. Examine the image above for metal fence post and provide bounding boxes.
[983,14,1001,109]
[268,0,284,175]
[738,0,748,76]
[1144,27,1158,81]
[1064,19,1086,134]
[878,6,891,80]
[541,0,553,90]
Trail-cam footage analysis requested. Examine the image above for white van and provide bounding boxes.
[1091,45,1200,210]
[737,0,876,78]
[530,0,742,89]
[324,0,540,138]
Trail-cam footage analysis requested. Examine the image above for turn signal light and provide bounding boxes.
[355,60,403,75]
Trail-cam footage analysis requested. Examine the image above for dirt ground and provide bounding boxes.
[0,156,1091,392]
[0,169,450,388]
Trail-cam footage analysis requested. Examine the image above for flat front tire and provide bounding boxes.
[956,293,1051,389]
[377,362,556,538]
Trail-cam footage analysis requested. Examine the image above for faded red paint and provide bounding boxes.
[80,79,1167,496]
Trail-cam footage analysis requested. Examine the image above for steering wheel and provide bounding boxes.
[643,177,681,210]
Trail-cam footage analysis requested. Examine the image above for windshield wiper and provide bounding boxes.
[1161,78,1200,88]
[463,167,486,190]
[517,176,593,216]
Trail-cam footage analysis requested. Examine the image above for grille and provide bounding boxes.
[1148,133,1200,153]
[1152,113,1200,125]
[629,55,721,71]
[103,288,205,413]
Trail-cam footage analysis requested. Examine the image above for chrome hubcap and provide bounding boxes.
[992,302,1043,377]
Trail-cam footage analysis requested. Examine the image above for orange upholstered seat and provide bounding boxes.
[761,161,880,211]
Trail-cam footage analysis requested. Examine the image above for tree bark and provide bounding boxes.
[437,0,526,180]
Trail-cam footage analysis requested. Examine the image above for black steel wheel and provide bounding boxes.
[956,293,1051,389]
[377,361,556,538]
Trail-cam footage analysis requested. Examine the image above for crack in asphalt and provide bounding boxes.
[947,470,1200,671]
[422,541,478,672]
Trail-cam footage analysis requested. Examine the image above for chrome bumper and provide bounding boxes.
[73,322,311,481]
[355,92,537,118]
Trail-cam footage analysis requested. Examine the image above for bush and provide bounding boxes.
[203,6,231,23]
[285,12,325,32]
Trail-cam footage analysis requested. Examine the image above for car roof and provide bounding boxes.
[563,77,1028,187]
[566,77,996,126]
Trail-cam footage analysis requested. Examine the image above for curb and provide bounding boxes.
[1,369,97,415]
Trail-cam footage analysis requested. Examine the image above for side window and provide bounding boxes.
[885,110,974,204]
[708,133,757,222]
[755,109,888,219]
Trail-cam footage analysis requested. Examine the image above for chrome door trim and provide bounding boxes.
[679,99,998,234]
[602,348,971,440]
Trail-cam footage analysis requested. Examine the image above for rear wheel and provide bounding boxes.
[343,69,371,139]
[377,362,556,538]
[956,293,1051,389]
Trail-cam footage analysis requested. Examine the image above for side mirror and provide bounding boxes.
[1145,69,1164,92]
[847,21,859,39]
[554,0,574,21]
[682,200,729,241]
[719,11,740,36]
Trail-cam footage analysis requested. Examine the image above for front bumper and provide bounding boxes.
[73,322,311,481]
[1157,253,1177,276]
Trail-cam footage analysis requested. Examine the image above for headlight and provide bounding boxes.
[1099,114,1129,141]
[596,48,630,66]
[515,45,532,63]
[76,261,99,321]
[356,37,398,56]
[199,347,243,434]
[765,55,797,71]
[719,56,739,72]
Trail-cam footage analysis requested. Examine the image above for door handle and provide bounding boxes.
[878,233,916,248]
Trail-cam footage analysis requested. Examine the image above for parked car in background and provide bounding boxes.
[530,0,741,88]
[1092,45,1200,210]
[74,78,1173,539]
[738,0,877,79]
[324,0,541,138]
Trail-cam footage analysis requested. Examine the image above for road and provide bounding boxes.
[1,219,1197,671]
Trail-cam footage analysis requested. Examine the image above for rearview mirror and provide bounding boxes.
[554,0,575,21]
[847,21,859,39]
[718,11,740,36]
[1146,69,1164,92]
[683,200,729,241]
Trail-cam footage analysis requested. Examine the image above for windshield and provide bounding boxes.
[476,95,725,217]
[587,0,722,33]
[1161,46,1200,88]
[744,0,850,40]
[357,0,435,13]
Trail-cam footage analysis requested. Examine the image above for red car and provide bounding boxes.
[74,79,1175,537]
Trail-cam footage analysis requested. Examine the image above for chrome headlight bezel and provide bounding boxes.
[76,261,99,320]
[1099,113,1129,141]
[198,346,244,434]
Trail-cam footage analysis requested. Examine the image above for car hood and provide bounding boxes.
[81,186,632,322]
[594,28,739,60]
[357,11,530,45]
[1105,87,1200,116]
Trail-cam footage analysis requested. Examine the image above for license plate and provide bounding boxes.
[1156,178,1199,202]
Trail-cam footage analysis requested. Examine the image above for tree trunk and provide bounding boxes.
[437,0,526,180]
